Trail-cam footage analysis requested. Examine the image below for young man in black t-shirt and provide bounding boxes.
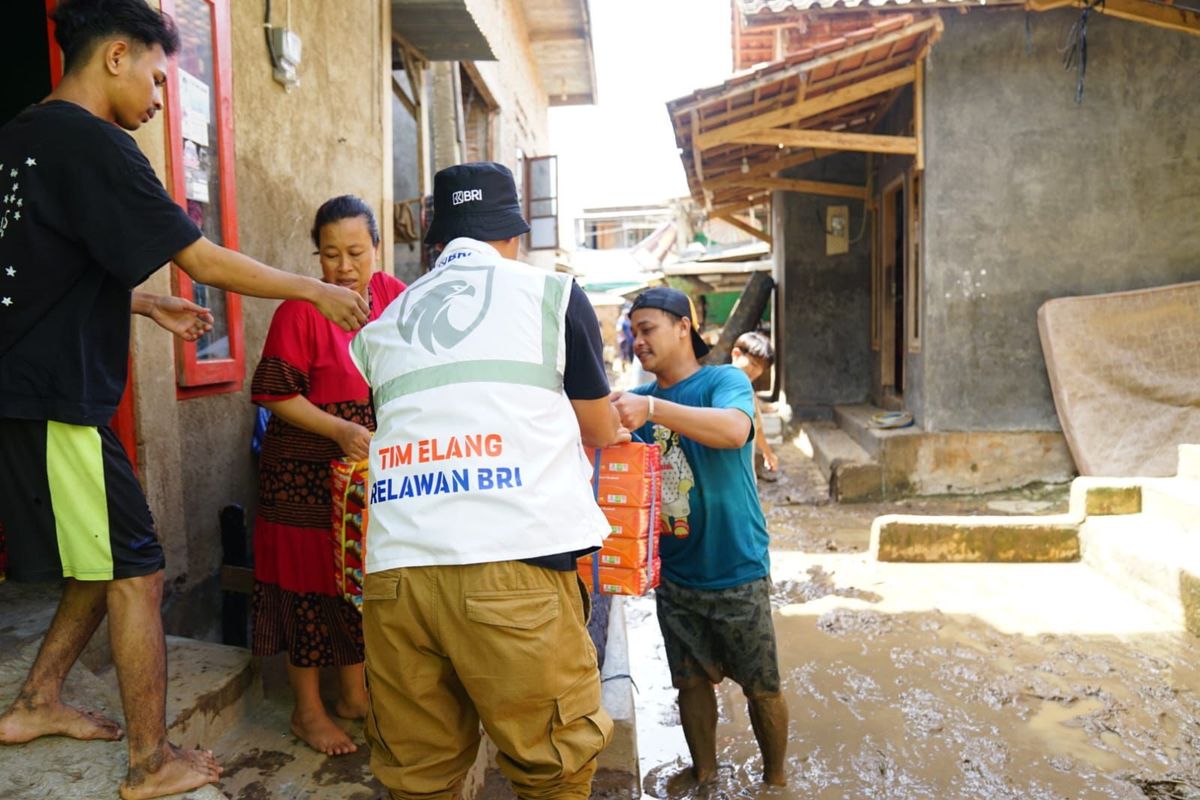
[0,3,369,799]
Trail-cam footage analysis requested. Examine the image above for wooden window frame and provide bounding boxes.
[524,155,559,251]
[162,0,245,397]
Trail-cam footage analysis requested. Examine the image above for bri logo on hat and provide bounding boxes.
[451,189,483,206]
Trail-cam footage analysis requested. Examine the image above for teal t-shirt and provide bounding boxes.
[632,365,771,590]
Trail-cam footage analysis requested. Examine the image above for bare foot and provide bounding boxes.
[291,708,357,755]
[763,768,788,787]
[333,697,369,721]
[0,700,124,744]
[119,744,221,800]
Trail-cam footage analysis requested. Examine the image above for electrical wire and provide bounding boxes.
[1060,0,1106,103]
[264,0,277,68]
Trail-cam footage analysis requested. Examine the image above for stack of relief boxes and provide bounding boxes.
[579,442,663,596]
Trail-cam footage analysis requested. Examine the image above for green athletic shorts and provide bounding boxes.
[0,418,164,582]
[655,575,782,698]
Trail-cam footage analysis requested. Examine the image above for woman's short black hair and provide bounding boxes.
[311,195,381,249]
[51,0,180,74]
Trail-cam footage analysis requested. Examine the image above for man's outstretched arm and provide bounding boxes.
[610,391,751,450]
[172,237,368,331]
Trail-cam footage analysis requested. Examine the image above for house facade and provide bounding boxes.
[669,5,1200,493]
[0,0,594,624]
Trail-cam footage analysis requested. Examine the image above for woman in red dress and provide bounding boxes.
[250,196,404,755]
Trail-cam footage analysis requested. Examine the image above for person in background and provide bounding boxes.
[732,331,779,477]
[611,287,789,789]
[0,3,367,798]
[250,196,405,756]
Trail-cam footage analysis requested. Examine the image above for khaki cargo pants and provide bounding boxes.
[363,561,613,800]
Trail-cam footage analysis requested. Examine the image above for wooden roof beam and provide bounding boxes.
[695,64,916,152]
[668,18,942,117]
[703,148,839,190]
[714,213,773,246]
[735,177,868,201]
[1036,0,1200,35]
[710,195,771,217]
[729,129,918,156]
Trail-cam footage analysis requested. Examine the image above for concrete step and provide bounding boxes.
[833,403,921,460]
[800,422,882,502]
[1080,513,1200,628]
[871,514,1080,563]
[759,410,785,445]
[0,636,226,800]
[207,693,381,800]
[93,636,257,751]
[1141,479,1200,533]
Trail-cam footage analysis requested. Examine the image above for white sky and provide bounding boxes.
[550,0,733,249]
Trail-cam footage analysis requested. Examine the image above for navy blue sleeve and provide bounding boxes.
[563,281,610,401]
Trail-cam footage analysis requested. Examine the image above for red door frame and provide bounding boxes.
[46,0,140,469]
[161,0,245,395]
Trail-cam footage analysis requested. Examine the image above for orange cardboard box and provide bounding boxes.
[588,442,661,508]
[600,504,665,540]
[591,536,650,569]
[577,558,661,596]
[587,442,661,475]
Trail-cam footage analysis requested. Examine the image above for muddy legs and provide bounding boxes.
[677,682,719,782]
[0,578,122,744]
[109,572,221,800]
[748,692,789,786]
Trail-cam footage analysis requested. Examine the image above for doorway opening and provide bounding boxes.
[876,174,907,409]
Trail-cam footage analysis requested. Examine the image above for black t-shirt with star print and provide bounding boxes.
[0,100,201,426]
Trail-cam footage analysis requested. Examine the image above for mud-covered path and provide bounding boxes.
[630,442,1200,799]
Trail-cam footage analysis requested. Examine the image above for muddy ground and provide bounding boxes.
[629,443,1200,799]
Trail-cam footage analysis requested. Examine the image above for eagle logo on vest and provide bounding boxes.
[396,264,494,354]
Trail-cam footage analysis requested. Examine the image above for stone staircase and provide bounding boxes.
[870,444,1200,633]
[803,403,1077,502]
[0,583,639,800]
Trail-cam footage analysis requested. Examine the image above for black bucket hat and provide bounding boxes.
[631,287,711,358]
[424,162,531,245]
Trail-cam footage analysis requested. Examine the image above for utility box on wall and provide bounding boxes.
[826,205,849,255]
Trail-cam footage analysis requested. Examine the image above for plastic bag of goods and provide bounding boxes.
[330,459,368,613]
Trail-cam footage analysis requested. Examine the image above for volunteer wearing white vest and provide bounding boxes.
[350,162,627,800]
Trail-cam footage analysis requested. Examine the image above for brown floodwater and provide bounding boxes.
[630,584,1200,800]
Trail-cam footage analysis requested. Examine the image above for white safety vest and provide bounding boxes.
[349,238,610,572]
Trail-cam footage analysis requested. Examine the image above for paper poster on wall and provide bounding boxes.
[179,69,211,147]
[186,177,210,203]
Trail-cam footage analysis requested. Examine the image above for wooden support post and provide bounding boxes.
[915,57,925,173]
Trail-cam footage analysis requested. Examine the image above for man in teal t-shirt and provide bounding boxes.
[611,287,788,788]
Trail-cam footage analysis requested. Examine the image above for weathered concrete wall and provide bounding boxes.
[425,0,555,269]
[777,153,872,417]
[922,11,1200,431]
[131,1,392,605]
